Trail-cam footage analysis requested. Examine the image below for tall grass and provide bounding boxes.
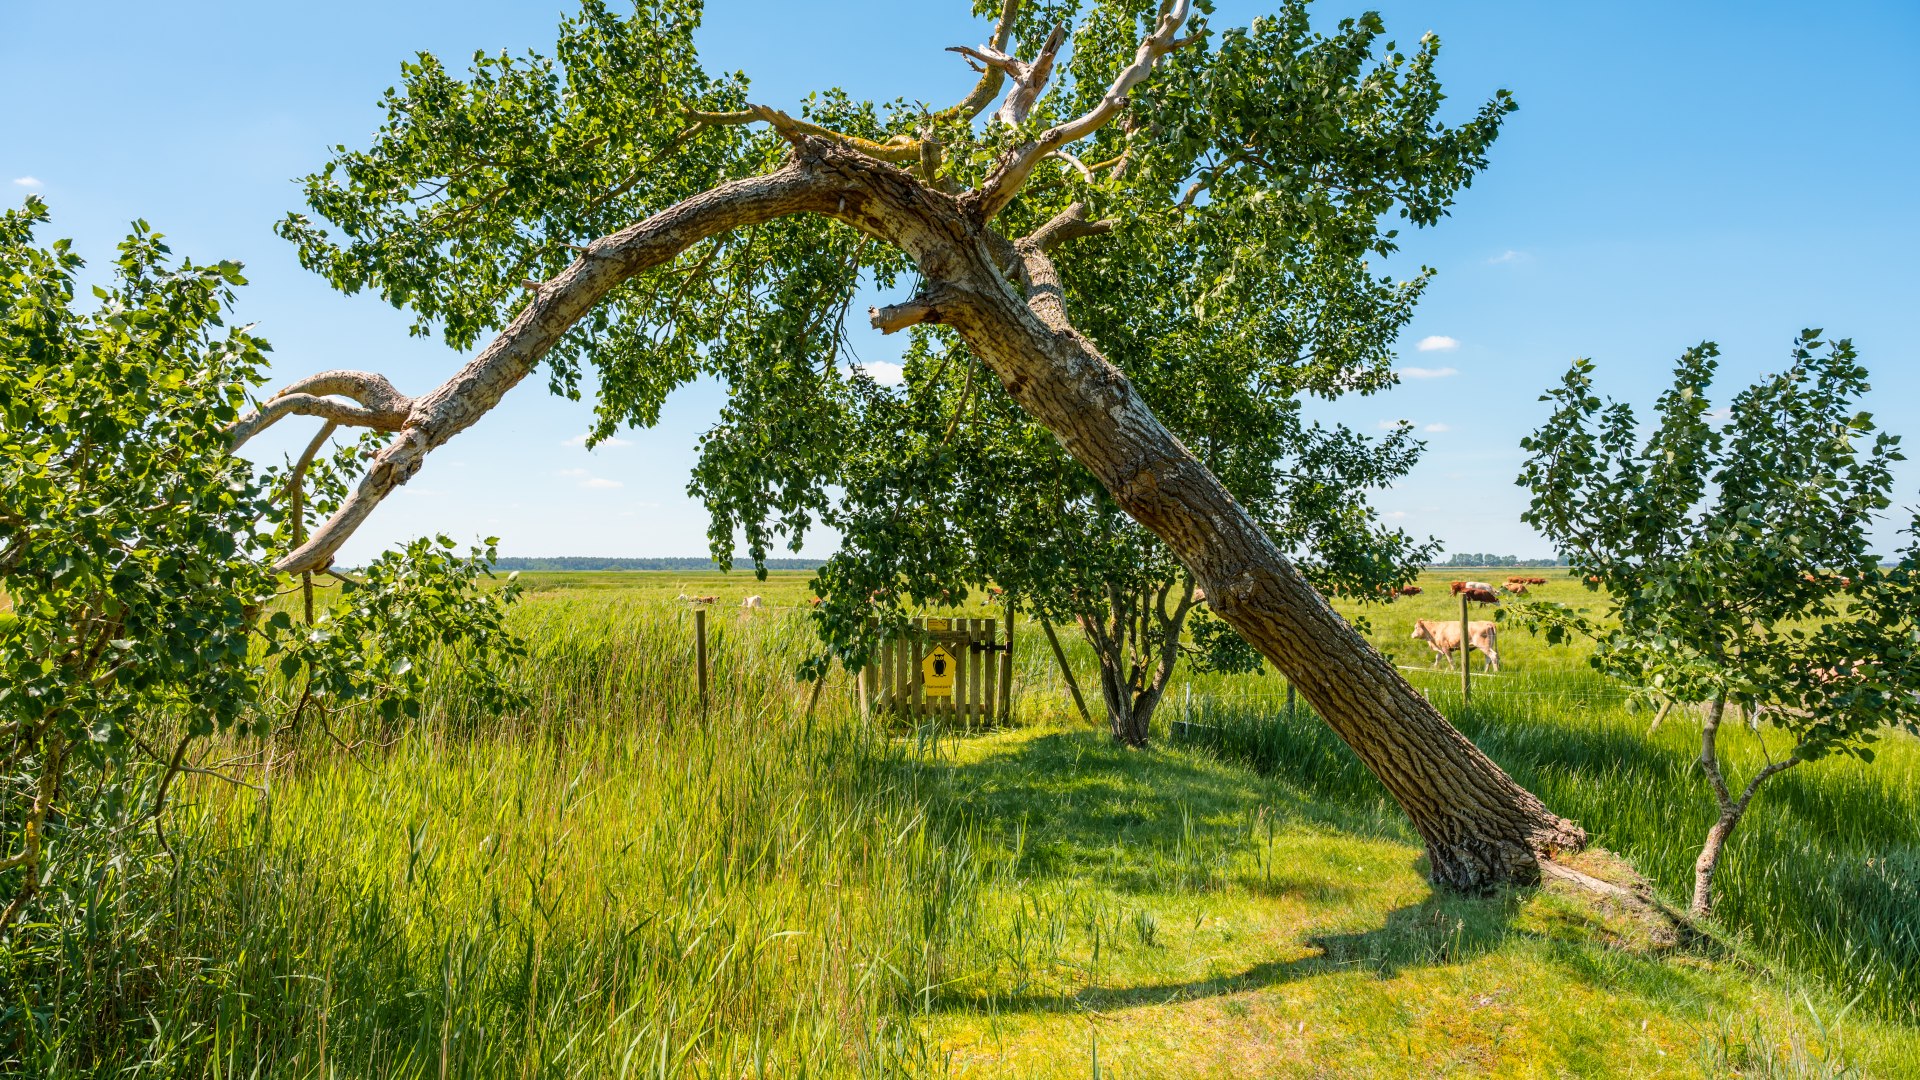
[4,599,994,1077]
[6,571,1917,1075]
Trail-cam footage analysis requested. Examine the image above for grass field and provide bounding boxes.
[11,569,1918,1077]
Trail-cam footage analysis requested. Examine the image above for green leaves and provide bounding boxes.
[260,537,529,729]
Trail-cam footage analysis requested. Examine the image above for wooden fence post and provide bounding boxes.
[695,607,709,718]
[1039,615,1092,726]
[1459,589,1471,706]
[999,598,1016,722]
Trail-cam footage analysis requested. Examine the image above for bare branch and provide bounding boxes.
[229,371,413,450]
[277,155,845,574]
[935,0,1024,123]
[869,284,963,335]
[1049,150,1094,182]
[690,104,920,163]
[973,0,1196,219]
[997,24,1068,126]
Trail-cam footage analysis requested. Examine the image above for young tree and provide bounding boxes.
[1516,333,1920,918]
[0,199,526,933]
[258,0,1586,890]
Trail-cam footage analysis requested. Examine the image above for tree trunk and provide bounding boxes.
[1689,696,1798,918]
[914,198,1586,891]
[1691,812,1738,920]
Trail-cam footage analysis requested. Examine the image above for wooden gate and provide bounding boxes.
[862,617,1012,723]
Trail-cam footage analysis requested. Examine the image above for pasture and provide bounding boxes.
[15,569,1917,1077]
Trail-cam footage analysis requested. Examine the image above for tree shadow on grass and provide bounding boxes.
[916,728,1411,898]
[892,726,1737,1020]
[928,869,1529,1015]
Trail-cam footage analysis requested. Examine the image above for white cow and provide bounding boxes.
[740,595,764,610]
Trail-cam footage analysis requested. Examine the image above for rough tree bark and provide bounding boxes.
[234,0,1586,891]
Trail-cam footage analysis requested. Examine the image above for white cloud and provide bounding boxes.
[1416,335,1459,352]
[555,467,590,478]
[853,360,905,387]
[11,177,42,189]
[579,476,624,490]
[563,432,633,448]
[1377,419,1409,430]
[1488,249,1531,264]
[1384,510,1410,521]
[1423,422,1451,433]
[1398,366,1459,379]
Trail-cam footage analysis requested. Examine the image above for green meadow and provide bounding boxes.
[14,570,1917,1077]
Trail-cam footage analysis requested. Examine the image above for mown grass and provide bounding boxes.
[6,570,1917,1077]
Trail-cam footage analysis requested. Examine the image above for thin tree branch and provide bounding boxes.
[229,371,413,450]
[689,104,921,163]
[972,0,1196,219]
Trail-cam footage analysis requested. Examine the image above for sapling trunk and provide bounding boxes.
[1690,695,1802,918]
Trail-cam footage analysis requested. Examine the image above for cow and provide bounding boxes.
[687,594,718,605]
[740,595,764,609]
[1502,582,1529,596]
[1411,618,1500,673]
[1527,577,1548,586]
[1397,585,1423,596]
[1449,580,1495,596]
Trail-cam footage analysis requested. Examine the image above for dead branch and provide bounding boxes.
[936,0,1024,123]
[229,370,413,450]
[869,285,961,335]
[275,156,843,574]
[973,0,1195,219]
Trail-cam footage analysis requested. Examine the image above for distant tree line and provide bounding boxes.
[491,556,825,572]
[1430,553,1569,568]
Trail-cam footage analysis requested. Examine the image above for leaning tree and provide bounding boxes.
[248,0,1586,890]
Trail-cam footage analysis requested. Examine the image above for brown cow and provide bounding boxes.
[1411,618,1500,673]
[1502,582,1529,596]
[1397,585,1423,596]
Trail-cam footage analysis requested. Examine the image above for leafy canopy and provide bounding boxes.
[275,0,1512,597]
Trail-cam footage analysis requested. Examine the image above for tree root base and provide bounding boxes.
[1536,846,1705,953]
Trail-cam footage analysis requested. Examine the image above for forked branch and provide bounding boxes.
[228,371,413,450]
[973,0,1196,219]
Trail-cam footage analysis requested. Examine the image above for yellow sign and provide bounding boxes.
[921,646,956,699]
[925,618,951,631]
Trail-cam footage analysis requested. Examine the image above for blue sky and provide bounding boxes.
[6,0,1916,562]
